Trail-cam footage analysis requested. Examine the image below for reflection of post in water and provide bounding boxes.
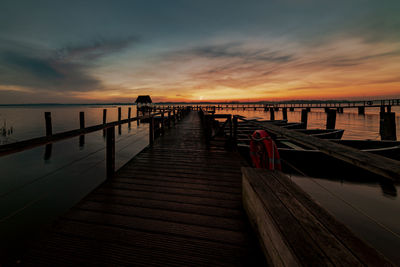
[44,112,53,161]
[379,180,397,198]
[118,107,122,135]
[79,111,85,148]
[44,144,52,160]
[103,109,107,138]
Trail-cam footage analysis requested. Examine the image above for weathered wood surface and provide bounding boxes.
[242,167,393,267]
[241,119,400,181]
[21,112,265,266]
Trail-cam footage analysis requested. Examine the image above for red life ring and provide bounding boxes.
[249,130,281,170]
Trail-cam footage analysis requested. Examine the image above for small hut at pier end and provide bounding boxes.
[135,95,153,118]
[135,95,152,105]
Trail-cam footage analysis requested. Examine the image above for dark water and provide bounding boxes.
[1,105,400,264]
[214,107,400,265]
[0,105,148,262]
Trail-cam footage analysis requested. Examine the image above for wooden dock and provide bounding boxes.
[21,112,266,266]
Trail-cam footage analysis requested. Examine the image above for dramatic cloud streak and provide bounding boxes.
[0,0,399,103]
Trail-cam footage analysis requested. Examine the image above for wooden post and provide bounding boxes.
[289,107,294,111]
[136,106,140,126]
[79,112,85,129]
[102,109,107,124]
[106,126,115,179]
[149,116,154,145]
[118,107,121,121]
[117,107,122,135]
[380,112,397,140]
[270,108,275,121]
[44,112,53,160]
[45,112,52,136]
[233,116,238,144]
[326,109,337,130]
[306,107,311,112]
[229,115,233,139]
[128,107,131,128]
[161,112,165,135]
[301,109,308,128]
[79,112,85,147]
[358,107,365,115]
[282,108,288,121]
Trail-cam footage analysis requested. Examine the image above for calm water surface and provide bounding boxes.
[1,105,400,264]
[0,105,148,261]
[214,107,400,264]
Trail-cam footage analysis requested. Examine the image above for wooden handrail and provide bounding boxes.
[0,113,165,157]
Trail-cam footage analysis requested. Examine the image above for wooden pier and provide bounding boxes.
[0,106,397,266]
[20,111,266,266]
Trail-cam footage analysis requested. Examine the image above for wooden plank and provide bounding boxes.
[85,194,243,219]
[242,167,330,266]
[74,201,246,231]
[242,167,394,266]
[271,170,394,266]
[21,111,265,266]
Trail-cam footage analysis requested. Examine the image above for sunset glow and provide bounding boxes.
[1,0,399,103]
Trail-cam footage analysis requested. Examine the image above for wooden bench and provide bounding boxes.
[242,167,393,266]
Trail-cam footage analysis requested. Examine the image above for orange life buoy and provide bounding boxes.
[249,130,281,170]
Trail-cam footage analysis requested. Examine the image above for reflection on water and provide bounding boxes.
[1,105,400,263]
[0,105,149,263]
[290,174,400,265]
[218,106,400,264]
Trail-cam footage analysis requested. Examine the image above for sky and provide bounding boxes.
[0,0,400,103]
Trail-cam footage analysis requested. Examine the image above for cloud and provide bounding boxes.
[0,36,139,94]
[55,36,140,62]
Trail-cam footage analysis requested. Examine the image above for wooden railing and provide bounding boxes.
[0,106,191,179]
[198,108,233,143]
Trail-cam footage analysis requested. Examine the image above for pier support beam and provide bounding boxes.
[44,112,53,160]
[128,107,131,128]
[149,116,154,145]
[106,126,115,179]
[45,112,52,136]
[326,109,337,130]
[380,112,397,140]
[79,112,85,147]
[301,109,308,128]
[270,108,275,121]
[282,108,288,121]
[358,107,365,115]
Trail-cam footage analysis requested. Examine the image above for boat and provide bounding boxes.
[237,139,400,178]
[294,129,344,139]
[236,128,344,140]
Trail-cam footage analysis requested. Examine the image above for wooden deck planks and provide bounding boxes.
[242,167,393,266]
[22,111,265,266]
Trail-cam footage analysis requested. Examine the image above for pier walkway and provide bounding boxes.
[22,112,265,266]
